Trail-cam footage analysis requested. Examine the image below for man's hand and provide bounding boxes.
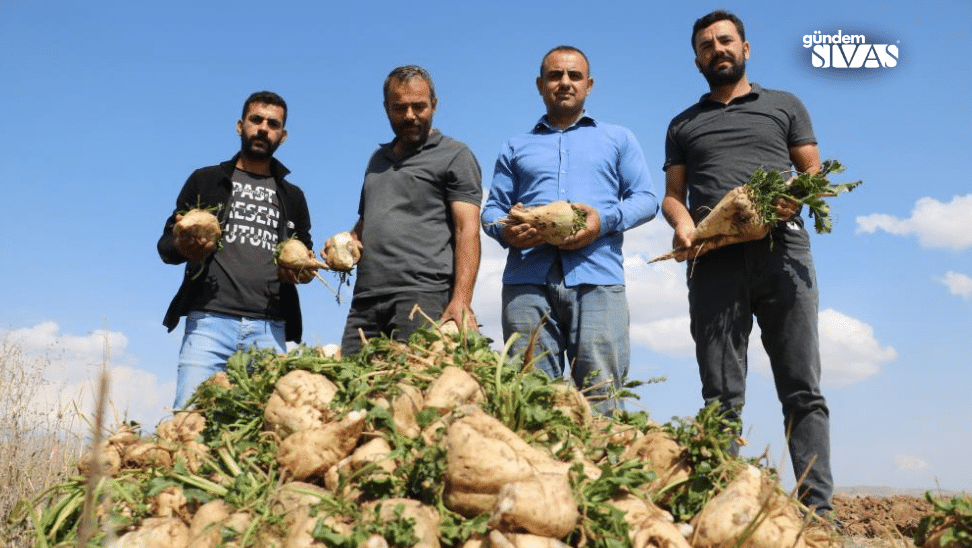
[439,301,479,333]
[773,194,801,222]
[321,231,364,272]
[278,249,318,284]
[503,222,545,248]
[558,203,601,250]
[173,214,217,261]
[671,222,705,262]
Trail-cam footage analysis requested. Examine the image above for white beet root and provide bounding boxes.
[110,517,190,548]
[276,238,329,272]
[650,186,771,263]
[364,499,441,548]
[322,231,360,271]
[690,465,808,548]
[276,410,366,481]
[424,366,486,413]
[621,431,693,493]
[488,474,579,538]
[443,405,575,516]
[264,369,339,436]
[173,208,221,243]
[497,201,586,245]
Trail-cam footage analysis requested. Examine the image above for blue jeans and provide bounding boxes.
[174,311,286,409]
[340,291,449,356]
[688,223,833,512]
[502,261,630,415]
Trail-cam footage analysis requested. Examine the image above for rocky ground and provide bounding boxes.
[832,494,934,547]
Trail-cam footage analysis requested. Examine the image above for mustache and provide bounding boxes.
[710,53,736,66]
[245,134,271,146]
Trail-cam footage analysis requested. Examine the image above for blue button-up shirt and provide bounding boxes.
[482,115,658,286]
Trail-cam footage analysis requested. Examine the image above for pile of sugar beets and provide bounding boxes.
[18,324,844,548]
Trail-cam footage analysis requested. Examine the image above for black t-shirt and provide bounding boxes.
[194,169,283,319]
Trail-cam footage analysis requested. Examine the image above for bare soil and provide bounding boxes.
[832,494,933,547]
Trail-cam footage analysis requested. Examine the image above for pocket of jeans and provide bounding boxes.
[186,310,207,328]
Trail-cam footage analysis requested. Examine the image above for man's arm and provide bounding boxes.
[790,143,821,174]
[481,145,519,247]
[662,164,697,262]
[607,128,659,234]
[441,200,481,330]
[561,129,658,250]
[158,172,215,265]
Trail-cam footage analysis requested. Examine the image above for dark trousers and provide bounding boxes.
[687,222,833,512]
[340,291,449,356]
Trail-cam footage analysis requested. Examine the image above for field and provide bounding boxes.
[0,337,84,547]
[0,331,963,548]
[832,494,934,547]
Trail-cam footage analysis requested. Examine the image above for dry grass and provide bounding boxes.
[0,336,85,547]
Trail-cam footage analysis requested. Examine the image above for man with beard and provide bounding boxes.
[159,91,316,409]
[663,11,834,515]
[481,46,658,415]
[335,65,482,355]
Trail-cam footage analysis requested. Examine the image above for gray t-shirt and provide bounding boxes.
[197,168,283,318]
[353,130,482,299]
[664,83,816,223]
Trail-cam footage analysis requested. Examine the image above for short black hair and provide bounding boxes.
[242,91,288,126]
[539,45,591,77]
[691,10,746,53]
[383,65,437,106]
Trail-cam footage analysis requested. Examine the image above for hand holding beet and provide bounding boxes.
[501,222,544,248]
[173,209,221,261]
[278,264,317,284]
[495,201,590,247]
[321,231,361,272]
[275,238,329,284]
[557,203,601,250]
[651,159,861,263]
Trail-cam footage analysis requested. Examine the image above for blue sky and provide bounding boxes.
[2,0,969,494]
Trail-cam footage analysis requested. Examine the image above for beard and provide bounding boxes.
[700,54,746,87]
[392,120,431,150]
[240,133,280,160]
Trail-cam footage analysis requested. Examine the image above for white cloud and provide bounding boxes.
[631,317,694,358]
[938,271,972,300]
[856,194,972,250]
[816,309,897,387]
[2,322,173,434]
[624,221,697,356]
[894,454,932,473]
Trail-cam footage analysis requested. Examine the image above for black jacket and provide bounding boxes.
[158,154,312,342]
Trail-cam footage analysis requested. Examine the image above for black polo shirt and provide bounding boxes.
[664,83,817,223]
[354,130,482,299]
